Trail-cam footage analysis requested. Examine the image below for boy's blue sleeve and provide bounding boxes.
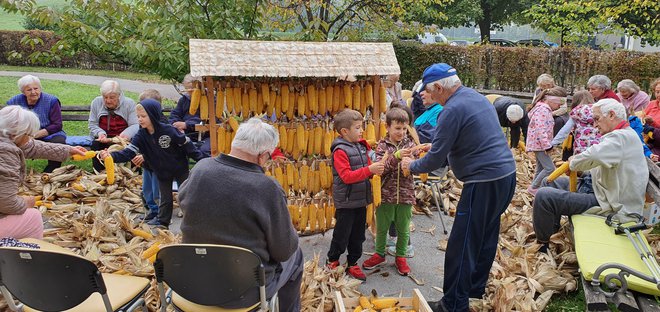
[110,135,140,163]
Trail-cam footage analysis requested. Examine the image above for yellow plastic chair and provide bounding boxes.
[401,90,413,101]
[485,94,501,104]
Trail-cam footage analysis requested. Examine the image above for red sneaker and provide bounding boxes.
[347,265,367,281]
[362,253,386,270]
[395,257,410,276]
[326,259,340,270]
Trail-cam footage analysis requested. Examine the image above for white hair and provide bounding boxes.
[100,80,122,95]
[182,74,200,85]
[587,75,612,90]
[617,79,641,93]
[427,75,462,92]
[536,74,554,87]
[231,118,279,155]
[593,98,626,120]
[17,75,41,92]
[0,106,40,139]
[506,105,524,123]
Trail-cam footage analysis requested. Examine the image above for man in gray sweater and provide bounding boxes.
[178,118,302,311]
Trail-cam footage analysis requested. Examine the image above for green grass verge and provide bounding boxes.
[0,0,67,30]
[0,65,167,83]
[544,283,585,312]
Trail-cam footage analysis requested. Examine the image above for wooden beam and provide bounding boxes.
[582,276,610,312]
[204,77,218,156]
[636,293,660,312]
[612,291,640,312]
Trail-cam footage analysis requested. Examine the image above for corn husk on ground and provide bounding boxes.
[301,254,362,312]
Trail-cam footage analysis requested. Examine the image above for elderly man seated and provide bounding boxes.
[178,118,302,311]
[533,99,648,252]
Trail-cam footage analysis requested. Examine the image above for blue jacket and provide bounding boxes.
[410,86,516,183]
[629,115,652,157]
[111,99,204,180]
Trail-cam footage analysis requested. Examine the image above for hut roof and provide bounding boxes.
[189,39,400,78]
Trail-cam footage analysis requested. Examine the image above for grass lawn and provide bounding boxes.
[0,0,68,30]
[0,65,167,83]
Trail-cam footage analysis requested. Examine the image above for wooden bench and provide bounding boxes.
[61,105,172,121]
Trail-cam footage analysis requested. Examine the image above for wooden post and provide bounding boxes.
[204,76,218,156]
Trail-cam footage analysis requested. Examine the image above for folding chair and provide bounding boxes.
[0,244,149,312]
[154,244,278,312]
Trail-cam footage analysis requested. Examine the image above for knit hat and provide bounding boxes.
[506,105,524,123]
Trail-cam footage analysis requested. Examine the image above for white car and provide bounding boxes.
[418,32,448,44]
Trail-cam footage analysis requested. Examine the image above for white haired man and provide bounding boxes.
[533,99,648,252]
[178,118,302,311]
[492,96,529,148]
[401,63,517,312]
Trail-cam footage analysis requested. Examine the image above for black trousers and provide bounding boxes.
[156,171,188,226]
[327,207,366,266]
[41,135,66,173]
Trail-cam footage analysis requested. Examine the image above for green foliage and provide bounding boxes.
[262,0,448,42]
[393,41,660,93]
[3,0,265,81]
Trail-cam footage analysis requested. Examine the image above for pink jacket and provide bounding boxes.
[526,102,555,152]
[0,137,70,219]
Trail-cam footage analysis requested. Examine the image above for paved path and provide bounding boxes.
[0,71,181,101]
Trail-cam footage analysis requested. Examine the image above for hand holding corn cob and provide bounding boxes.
[68,146,88,159]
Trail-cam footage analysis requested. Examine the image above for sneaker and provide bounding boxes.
[527,185,538,196]
[147,219,168,228]
[362,253,386,270]
[346,265,366,281]
[386,245,415,258]
[386,236,396,247]
[140,211,158,222]
[326,259,340,270]
[395,257,410,276]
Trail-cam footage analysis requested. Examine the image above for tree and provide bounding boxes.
[1,0,264,80]
[261,0,448,42]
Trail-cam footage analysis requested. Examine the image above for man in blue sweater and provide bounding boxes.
[402,63,517,312]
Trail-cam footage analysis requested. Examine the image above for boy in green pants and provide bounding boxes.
[362,107,427,275]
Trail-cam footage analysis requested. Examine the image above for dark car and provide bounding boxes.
[488,39,516,47]
[517,39,553,47]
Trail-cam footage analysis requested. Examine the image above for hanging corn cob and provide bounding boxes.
[343,83,353,109]
[365,82,374,108]
[189,83,201,115]
[200,93,209,120]
[215,86,224,119]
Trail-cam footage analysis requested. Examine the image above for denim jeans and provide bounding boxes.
[142,169,160,213]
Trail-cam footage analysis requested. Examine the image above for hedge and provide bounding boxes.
[394,41,660,93]
[0,30,131,71]
[1,30,658,94]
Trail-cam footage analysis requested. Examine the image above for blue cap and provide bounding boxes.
[421,63,457,91]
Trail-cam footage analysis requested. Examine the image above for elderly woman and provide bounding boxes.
[587,75,621,102]
[616,79,650,114]
[0,106,85,239]
[88,80,138,171]
[643,78,660,128]
[384,75,405,107]
[6,75,66,173]
[533,74,568,135]
[414,84,444,144]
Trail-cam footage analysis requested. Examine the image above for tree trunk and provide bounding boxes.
[479,0,492,43]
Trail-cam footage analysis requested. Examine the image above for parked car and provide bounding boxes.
[516,39,555,47]
[487,39,516,47]
[418,32,448,44]
[449,40,471,47]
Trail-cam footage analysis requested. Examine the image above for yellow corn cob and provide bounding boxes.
[217,126,226,155]
[291,133,300,160]
[312,170,321,194]
[352,85,361,111]
[366,122,376,142]
[379,122,387,140]
[141,242,161,259]
[319,162,328,189]
[353,306,363,312]
[239,89,248,117]
[361,84,368,114]
[365,83,374,107]
[318,88,327,116]
[225,129,232,154]
[418,152,428,182]
[323,129,333,157]
[286,128,296,155]
[274,167,285,188]
[292,165,300,192]
[71,183,85,192]
[281,85,290,113]
[130,228,154,240]
[325,86,333,114]
[313,126,323,155]
[325,202,334,229]
[547,162,569,182]
[267,90,276,116]
[296,124,306,154]
[274,93,282,119]
[297,93,306,117]
[189,87,201,115]
[308,203,317,232]
[286,163,295,186]
[307,168,315,193]
[278,125,287,151]
[104,156,115,184]
[317,202,327,232]
[366,203,374,228]
[300,165,310,193]
[35,201,53,208]
[332,84,341,113]
[148,254,157,263]
[359,296,373,309]
[233,87,242,114]
[226,86,235,114]
[371,298,398,310]
[200,94,209,120]
[72,151,96,161]
[372,175,381,207]
[306,128,314,156]
[300,203,309,232]
[379,85,387,113]
[343,83,352,109]
[256,91,264,114]
[261,83,270,108]
[288,91,296,117]
[325,165,333,190]
[518,141,526,151]
[228,117,239,132]
[288,204,299,230]
[308,85,318,115]
[215,87,224,118]
[569,170,578,192]
[249,87,258,114]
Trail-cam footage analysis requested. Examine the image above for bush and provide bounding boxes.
[394,42,660,94]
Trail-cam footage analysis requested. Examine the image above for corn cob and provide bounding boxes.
[233,87,242,114]
[200,94,209,120]
[286,128,296,155]
[267,90,276,116]
[317,202,327,232]
[308,85,318,115]
[379,85,387,113]
[291,132,301,160]
[379,122,387,140]
[306,128,314,156]
[332,84,341,113]
[547,162,569,182]
[286,163,295,186]
[318,88,327,116]
[319,162,329,189]
[130,228,154,240]
[292,165,300,192]
[360,84,368,114]
[313,126,323,155]
[274,167,285,188]
[325,202,334,229]
[71,183,85,192]
[365,82,374,107]
[296,124,306,154]
[297,93,306,117]
[215,87,224,118]
[289,204,299,230]
[312,170,321,194]
[372,175,381,207]
[261,82,270,108]
[300,164,310,193]
[228,117,239,132]
[371,298,398,310]
[569,170,578,192]
[518,141,526,151]
[256,91,264,114]
[365,122,376,142]
[300,203,309,232]
[325,86,333,114]
[287,91,296,117]
[359,296,374,309]
[189,86,201,115]
[418,153,428,182]
[278,125,287,151]
[325,164,333,190]
[274,92,282,119]
[366,204,374,228]
[141,242,161,259]
[104,156,115,184]
[216,126,226,155]
[226,85,235,114]
[224,129,232,154]
[34,201,53,208]
[323,129,333,157]
[352,84,361,111]
[343,83,352,109]
[307,167,315,193]
[248,86,258,114]
[72,151,96,161]
[308,203,317,232]
[281,84,290,113]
